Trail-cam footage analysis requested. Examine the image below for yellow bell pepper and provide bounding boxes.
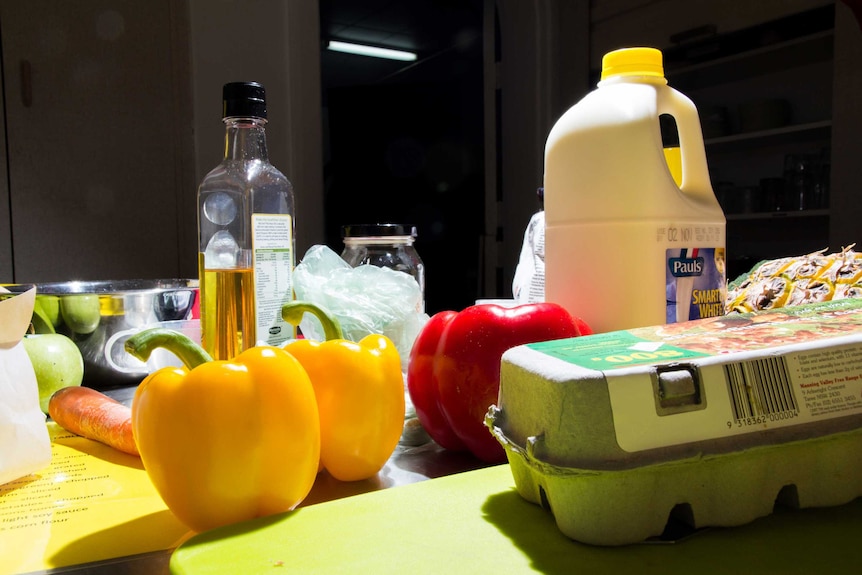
[124,329,320,533]
[281,301,405,482]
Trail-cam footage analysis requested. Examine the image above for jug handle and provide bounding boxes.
[657,88,714,203]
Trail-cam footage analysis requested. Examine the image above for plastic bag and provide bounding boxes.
[294,245,429,369]
[512,210,545,304]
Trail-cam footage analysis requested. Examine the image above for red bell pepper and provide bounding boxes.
[407,303,589,462]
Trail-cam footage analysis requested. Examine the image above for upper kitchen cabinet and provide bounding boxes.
[0,0,195,284]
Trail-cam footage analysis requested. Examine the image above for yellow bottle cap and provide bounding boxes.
[600,47,665,81]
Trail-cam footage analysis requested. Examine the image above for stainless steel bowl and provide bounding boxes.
[23,279,199,389]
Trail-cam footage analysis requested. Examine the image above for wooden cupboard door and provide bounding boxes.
[0,0,193,283]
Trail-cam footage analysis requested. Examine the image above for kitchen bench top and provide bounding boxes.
[5,386,862,575]
[1,386,489,575]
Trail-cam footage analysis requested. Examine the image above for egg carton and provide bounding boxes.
[488,299,862,545]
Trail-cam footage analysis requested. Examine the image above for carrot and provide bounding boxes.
[48,386,139,456]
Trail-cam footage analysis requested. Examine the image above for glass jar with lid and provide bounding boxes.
[341,223,425,311]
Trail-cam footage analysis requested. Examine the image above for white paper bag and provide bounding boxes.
[0,286,52,486]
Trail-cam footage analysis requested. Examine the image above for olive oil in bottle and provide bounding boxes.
[197,82,296,360]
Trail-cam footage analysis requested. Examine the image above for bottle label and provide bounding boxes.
[251,214,294,346]
[665,247,726,323]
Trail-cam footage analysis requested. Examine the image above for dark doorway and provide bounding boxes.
[320,0,485,314]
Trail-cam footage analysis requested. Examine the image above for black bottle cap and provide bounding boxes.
[223,82,267,119]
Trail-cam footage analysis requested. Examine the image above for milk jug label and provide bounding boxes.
[665,247,725,323]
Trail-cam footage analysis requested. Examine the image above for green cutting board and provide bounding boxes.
[171,464,862,574]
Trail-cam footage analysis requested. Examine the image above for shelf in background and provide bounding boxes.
[727,209,830,222]
[705,120,832,149]
[667,29,834,90]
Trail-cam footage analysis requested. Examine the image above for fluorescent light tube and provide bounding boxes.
[327,40,417,61]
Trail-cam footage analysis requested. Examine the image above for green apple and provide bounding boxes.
[23,333,85,414]
[37,295,61,328]
[31,296,61,334]
[60,294,101,335]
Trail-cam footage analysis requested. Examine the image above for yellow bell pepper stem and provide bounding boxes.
[281,300,344,341]
[124,327,213,368]
[123,327,321,533]
[281,300,405,482]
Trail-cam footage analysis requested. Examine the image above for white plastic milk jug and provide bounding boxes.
[544,47,726,333]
